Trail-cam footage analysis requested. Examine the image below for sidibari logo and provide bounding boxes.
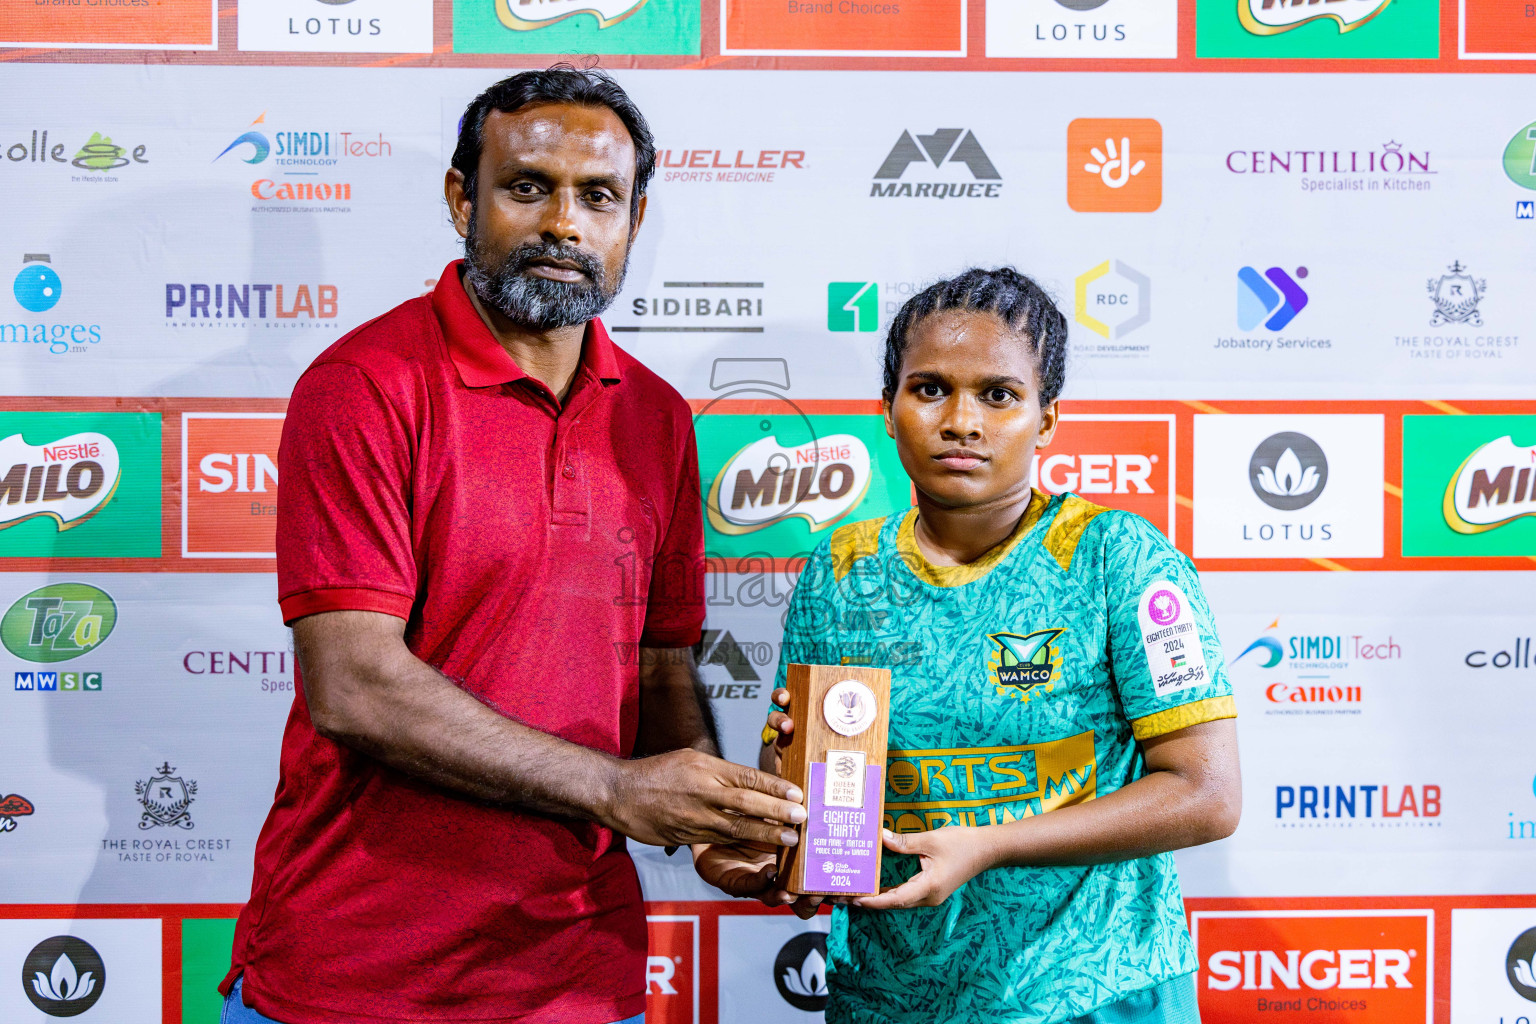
[22,935,106,1017]
[0,432,120,533]
[1237,265,1308,332]
[1249,431,1327,511]
[773,932,829,1011]
[871,129,1002,199]
[1239,0,1393,35]
[987,628,1066,702]
[1441,434,1536,534]
[1,583,117,664]
[706,434,871,535]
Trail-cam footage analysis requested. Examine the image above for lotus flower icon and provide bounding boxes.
[782,947,828,999]
[1516,954,1536,989]
[1256,447,1319,499]
[33,952,96,1004]
[1248,432,1329,512]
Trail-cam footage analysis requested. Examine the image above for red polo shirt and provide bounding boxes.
[223,262,705,1024]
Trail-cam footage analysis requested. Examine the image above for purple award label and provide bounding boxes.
[801,761,884,894]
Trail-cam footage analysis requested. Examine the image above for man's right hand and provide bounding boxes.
[603,748,806,848]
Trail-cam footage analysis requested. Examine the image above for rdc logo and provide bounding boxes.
[13,254,61,313]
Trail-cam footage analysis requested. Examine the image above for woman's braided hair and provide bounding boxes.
[880,267,1068,409]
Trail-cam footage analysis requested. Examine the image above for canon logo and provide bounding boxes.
[1033,453,1155,494]
[1207,948,1414,991]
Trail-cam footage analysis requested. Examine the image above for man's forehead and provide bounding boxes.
[481,103,636,173]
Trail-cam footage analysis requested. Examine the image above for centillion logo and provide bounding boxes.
[987,628,1066,702]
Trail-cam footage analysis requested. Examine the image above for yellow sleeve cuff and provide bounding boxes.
[761,725,779,745]
[1131,694,1237,741]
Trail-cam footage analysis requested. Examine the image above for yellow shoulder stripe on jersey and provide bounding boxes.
[1041,494,1112,572]
[1131,695,1237,741]
[830,516,886,582]
[897,490,1052,588]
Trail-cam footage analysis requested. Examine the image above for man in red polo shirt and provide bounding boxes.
[220,67,806,1024]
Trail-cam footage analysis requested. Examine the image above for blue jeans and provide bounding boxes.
[222,977,645,1024]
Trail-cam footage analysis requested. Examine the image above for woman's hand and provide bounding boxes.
[758,687,796,774]
[691,842,779,898]
[854,827,998,910]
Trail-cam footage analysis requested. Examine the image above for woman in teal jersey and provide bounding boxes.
[694,267,1241,1024]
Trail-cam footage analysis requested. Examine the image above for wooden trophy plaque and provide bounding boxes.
[776,664,891,897]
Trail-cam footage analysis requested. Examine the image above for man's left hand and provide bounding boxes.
[853,826,997,910]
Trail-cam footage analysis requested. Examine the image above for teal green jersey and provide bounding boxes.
[771,492,1236,1024]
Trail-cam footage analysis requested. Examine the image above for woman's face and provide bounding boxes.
[883,309,1059,511]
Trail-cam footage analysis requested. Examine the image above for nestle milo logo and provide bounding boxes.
[1443,435,1536,534]
[0,431,121,532]
[1,583,118,663]
[706,433,871,535]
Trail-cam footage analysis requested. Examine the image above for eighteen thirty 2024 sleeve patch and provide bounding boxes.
[1136,581,1209,697]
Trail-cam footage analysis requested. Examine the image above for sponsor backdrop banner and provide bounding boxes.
[1,5,1534,1024]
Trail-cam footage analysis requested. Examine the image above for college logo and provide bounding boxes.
[612,281,764,335]
[870,129,1002,199]
[1239,0,1393,35]
[1237,265,1308,332]
[1073,260,1150,354]
[13,253,61,313]
[988,628,1065,702]
[0,432,119,532]
[1504,121,1536,191]
[656,147,804,185]
[1249,431,1327,511]
[1067,118,1162,212]
[1427,261,1486,327]
[1403,415,1536,556]
[1193,909,1431,1023]
[236,0,432,54]
[135,762,197,830]
[1032,415,1175,539]
[183,413,284,558]
[0,130,149,174]
[828,282,878,332]
[1465,637,1533,670]
[772,932,829,1011]
[0,792,35,832]
[22,935,107,1017]
[2,583,117,666]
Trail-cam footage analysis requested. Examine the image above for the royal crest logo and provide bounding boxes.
[1442,435,1536,534]
[1239,0,1393,35]
[0,432,121,533]
[496,0,649,29]
[135,762,197,830]
[0,792,34,833]
[1427,261,1486,327]
[987,628,1066,702]
[706,433,872,535]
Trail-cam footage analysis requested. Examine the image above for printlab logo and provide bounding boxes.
[1427,261,1486,327]
[1507,926,1536,1000]
[987,628,1066,702]
[165,282,340,326]
[135,762,197,830]
[1239,0,1393,35]
[0,792,35,832]
[870,129,1002,199]
[13,253,60,313]
[22,935,106,1017]
[1249,432,1327,511]
[1237,265,1308,331]
[1074,260,1150,345]
[773,932,829,1011]
[828,282,878,332]
[1067,118,1162,212]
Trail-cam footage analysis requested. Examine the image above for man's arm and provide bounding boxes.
[634,645,719,758]
[294,610,805,849]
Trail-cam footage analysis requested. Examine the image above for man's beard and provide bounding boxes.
[462,211,629,331]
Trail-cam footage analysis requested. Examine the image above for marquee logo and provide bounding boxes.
[0,432,120,533]
[1067,118,1162,212]
[870,129,1002,199]
[706,433,871,535]
[1442,435,1536,535]
[22,935,107,1017]
[1,583,118,665]
[1237,266,1308,332]
[987,628,1065,702]
[1239,0,1394,35]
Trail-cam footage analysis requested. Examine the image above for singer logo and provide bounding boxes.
[182,413,284,558]
[645,915,697,1024]
[1031,415,1175,541]
[1193,909,1431,1023]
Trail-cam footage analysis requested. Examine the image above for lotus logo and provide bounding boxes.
[1239,0,1393,35]
[0,432,121,532]
[1507,925,1536,1001]
[1,583,118,664]
[1443,435,1536,534]
[22,935,106,1016]
[772,932,829,1011]
[706,433,871,535]
[1249,432,1327,511]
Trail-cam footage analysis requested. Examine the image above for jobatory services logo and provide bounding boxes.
[1193,414,1384,559]
[1197,0,1437,57]
[21,934,107,1017]
[1401,415,1536,556]
[0,412,161,557]
[1193,909,1431,1023]
[0,130,149,181]
[870,129,1002,199]
[5,254,104,356]
[772,932,829,1011]
[1067,118,1162,212]
[1031,415,1175,539]
[1073,260,1150,358]
[827,282,878,333]
[165,282,340,329]
[183,413,285,558]
[985,0,1177,58]
[1229,616,1400,715]
[987,628,1066,703]
[237,0,434,53]
[0,793,35,833]
[1236,264,1308,332]
[655,146,804,185]
[453,0,698,54]
[611,281,764,335]
[1274,782,1441,826]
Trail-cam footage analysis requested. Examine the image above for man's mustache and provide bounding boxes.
[500,243,606,286]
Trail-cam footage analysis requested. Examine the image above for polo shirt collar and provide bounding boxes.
[432,259,622,390]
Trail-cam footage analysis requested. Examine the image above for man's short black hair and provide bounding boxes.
[452,64,656,222]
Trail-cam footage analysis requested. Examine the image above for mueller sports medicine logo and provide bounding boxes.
[1442,434,1536,534]
[706,434,871,535]
[870,129,1002,199]
[1226,140,1434,194]
[1239,0,1394,35]
[1193,910,1430,1023]
[987,628,1066,702]
[165,283,339,327]
[0,433,120,533]
[656,147,804,185]
[22,934,107,1017]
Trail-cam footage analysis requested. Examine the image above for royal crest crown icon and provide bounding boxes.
[1427,261,1486,327]
[135,761,197,830]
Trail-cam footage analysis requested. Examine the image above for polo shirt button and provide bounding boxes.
[563,463,576,479]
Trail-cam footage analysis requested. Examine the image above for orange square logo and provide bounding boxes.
[1033,415,1175,542]
[645,915,698,1024]
[1067,118,1163,213]
[182,413,284,558]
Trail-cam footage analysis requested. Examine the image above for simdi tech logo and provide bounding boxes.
[0,412,161,558]
[1228,615,1400,715]
[453,0,699,55]
[1066,119,1161,213]
[870,129,1002,199]
[1402,414,1536,557]
[237,0,434,54]
[1197,0,1438,57]
[985,0,1178,59]
[214,111,392,210]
